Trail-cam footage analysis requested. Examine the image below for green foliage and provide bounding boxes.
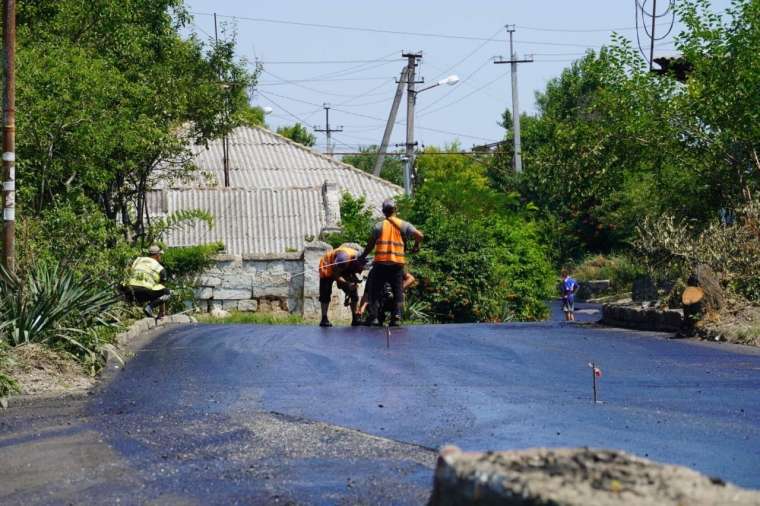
[0,262,122,367]
[17,199,137,284]
[342,146,404,186]
[197,312,305,325]
[571,254,646,294]
[401,150,554,322]
[235,104,268,128]
[161,243,224,279]
[0,342,20,400]
[276,123,316,147]
[324,193,376,248]
[147,209,215,245]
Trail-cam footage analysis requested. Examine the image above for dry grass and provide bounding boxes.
[5,344,95,396]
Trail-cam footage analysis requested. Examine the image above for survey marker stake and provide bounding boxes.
[588,362,603,404]
[386,325,390,349]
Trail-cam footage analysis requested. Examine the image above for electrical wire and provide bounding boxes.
[417,57,495,114]
[256,58,399,65]
[418,72,506,118]
[192,11,626,48]
[517,24,637,33]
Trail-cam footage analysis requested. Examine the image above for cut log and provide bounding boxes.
[682,286,704,306]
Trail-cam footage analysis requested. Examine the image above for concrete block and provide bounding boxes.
[213,288,252,300]
[194,287,213,300]
[430,446,760,506]
[238,299,258,312]
[197,275,222,287]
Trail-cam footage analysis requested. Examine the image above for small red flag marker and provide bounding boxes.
[588,362,603,403]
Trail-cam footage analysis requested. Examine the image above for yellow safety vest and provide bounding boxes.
[374,218,406,265]
[127,257,165,291]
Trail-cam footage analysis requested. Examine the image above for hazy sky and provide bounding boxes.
[185,0,732,153]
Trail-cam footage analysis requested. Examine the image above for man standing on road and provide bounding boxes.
[360,199,423,327]
[560,270,580,322]
[318,243,366,328]
[126,245,171,318]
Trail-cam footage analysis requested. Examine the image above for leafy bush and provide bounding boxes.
[635,202,760,302]
[17,198,137,284]
[0,342,20,400]
[572,254,646,294]
[158,242,224,313]
[324,192,375,248]
[0,262,122,368]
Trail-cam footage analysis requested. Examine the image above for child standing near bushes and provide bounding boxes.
[559,270,579,321]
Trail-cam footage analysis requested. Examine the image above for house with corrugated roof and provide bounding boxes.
[150,125,402,318]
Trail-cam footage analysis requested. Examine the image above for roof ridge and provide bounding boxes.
[249,125,403,192]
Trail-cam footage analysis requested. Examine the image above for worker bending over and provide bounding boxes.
[126,245,171,318]
[360,199,423,327]
[319,243,367,327]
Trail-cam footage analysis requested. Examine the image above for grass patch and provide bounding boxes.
[571,254,646,294]
[196,311,305,325]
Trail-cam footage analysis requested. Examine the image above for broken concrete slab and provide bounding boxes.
[430,446,760,506]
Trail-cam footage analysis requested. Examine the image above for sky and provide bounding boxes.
[184,0,732,154]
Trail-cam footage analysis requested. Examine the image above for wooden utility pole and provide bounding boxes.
[2,0,15,272]
[494,26,532,174]
[373,67,407,177]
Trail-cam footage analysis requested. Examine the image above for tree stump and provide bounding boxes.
[681,265,723,336]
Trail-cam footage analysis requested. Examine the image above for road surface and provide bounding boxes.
[1,318,759,504]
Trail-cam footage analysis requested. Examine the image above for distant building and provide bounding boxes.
[148,126,402,317]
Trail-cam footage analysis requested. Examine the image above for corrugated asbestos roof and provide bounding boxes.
[159,187,325,255]
[173,125,402,211]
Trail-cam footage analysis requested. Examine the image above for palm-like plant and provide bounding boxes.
[0,263,121,362]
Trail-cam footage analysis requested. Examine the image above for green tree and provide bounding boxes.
[342,146,404,186]
[276,123,316,147]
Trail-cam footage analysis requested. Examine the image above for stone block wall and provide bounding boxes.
[194,241,357,320]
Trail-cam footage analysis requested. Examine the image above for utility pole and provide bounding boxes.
[373,67,408,177]
[649,0,657,71]
[2,0,15,272]
[402,51,423,195]
[214,13,230,187]
[314,103,342,157]
[494,26,532,173]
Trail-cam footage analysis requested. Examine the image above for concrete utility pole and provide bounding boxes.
[2,0,15,272]
[373,67,408,177]
[403,51,423,195]
[314,103,342,157]
[494,25,532,173]
[214,13,231,187]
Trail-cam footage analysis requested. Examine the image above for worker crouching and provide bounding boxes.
[318,243,367,327]
[125,245,171,318]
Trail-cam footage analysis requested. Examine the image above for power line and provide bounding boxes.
[191,11,628,48]
[255,58,399,65]
[419,73,505,118]
[259,76,395,84]
[417,58,494,114]
[517,24,637,33]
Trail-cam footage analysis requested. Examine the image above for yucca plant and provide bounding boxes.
[0,262,122,364]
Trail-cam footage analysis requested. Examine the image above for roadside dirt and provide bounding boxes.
[4,344,94,396]
[698,303,760,347]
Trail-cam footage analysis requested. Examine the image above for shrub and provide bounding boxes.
[324,192,375,248]
[634,202,760,302]
[572,254,646,293]
[0,262,122,368]
[158,242,224,313]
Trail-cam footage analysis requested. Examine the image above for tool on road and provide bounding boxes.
[386,325,390,349]
[588,362,603,404]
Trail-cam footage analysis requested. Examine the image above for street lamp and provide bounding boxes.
[403,74,459,194]
[262,106,273,115]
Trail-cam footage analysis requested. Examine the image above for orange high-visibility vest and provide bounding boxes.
[319,246,358,279]
[374,217,406,265]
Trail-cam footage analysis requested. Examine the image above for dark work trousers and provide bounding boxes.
[367,263,404,319]
[125,286,171,306]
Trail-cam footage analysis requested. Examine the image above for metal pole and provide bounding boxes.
[649,0,657,71]
[325,104,332,156]
[373,67,408,177]
[2,0,15,272]
[403,52,420,196]
[508,27,522,174]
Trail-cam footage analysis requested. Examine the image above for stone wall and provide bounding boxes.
[602,303,683,333]
[194,242,356,320]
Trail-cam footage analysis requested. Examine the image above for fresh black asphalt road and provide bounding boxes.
[2,309,760,504]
